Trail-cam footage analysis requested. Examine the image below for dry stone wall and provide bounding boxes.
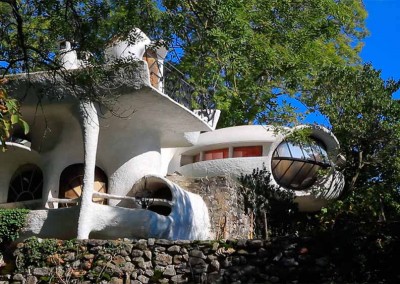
[166,175,251,240]
[0,237,334,284]
[1,231,399,284]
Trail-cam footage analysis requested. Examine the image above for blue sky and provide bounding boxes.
[362,0,400,99]
[293,0,400,125]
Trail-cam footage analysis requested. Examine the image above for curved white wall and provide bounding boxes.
[169,125,345,212]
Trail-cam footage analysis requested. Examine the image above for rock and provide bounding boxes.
[221,258,232,268]
[12,274,24,281]
[132,249,144,257]
[110,277,123,284]
[155,246,166,253]
[112,255,126,266]
[137,275,149,283]
[33,267,50,276]
[155,253,173,266]
[163,265,176,276]
[237,239,247,247]
[171,274,187,283]
[132,257,145,264]
[147,238,155,246]
[82,260,93,270]
[144,250,152,260]
[211,242,219,251]
[72,260,81,268]
[122,262,136,273]
[145,270,154,277]
[207,255,217,261]
[248,240,263,248]
[137,239,148,250]
[173,255,182,264]
[155,239,173,246]
[174,240,191,245]
[64,252,76,261]
[84,253,95,260]
[138,261,153,270]
[210,260,220,272]
[189,257,206,266]
[154,265,166,273]
[167,245,181,254]
[87,239,107,246]
[26,276,37,284]
[189,250,206,259]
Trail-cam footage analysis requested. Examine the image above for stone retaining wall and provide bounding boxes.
[2,234,397,284]
[167,175,251,240]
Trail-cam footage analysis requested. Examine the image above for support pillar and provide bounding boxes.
[77,100,100,239]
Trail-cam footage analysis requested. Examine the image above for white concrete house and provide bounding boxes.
[167,125,345,212]
[0,30,344,240]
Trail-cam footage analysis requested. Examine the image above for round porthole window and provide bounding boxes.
[271,139,331,190]
[8,164,43,202]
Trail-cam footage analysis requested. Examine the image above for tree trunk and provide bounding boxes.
[76,100,100,239]
[263,210,269,241]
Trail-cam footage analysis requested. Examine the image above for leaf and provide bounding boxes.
[20,119,30,135]
[11,114,19,124]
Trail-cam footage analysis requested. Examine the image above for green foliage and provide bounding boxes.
[0,208,29,244]
[239,166,298,238]
[0,79,29,149]
[302,64,400,226]
[0,0,368,127]
[161,0,368,126]
[16,237,59,269]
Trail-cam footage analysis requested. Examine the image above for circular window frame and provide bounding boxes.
[7,164,43,203]
[266,126,338,192]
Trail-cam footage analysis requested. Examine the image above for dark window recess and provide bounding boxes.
[147,205,172,216]
[8,165,43,202]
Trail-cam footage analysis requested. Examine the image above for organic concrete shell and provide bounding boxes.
[21,175,210,240]
[170,125,345,212]
[1,61,212,240]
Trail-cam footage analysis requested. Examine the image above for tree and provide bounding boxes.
[239,166,297,240]
[160,0,368,126]
[0,78,28,148]
[302,64,400,224]
[1,1,368,127]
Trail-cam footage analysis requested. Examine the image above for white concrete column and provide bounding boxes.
[77,100,100,239]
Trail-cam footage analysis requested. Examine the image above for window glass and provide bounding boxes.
[271,139,330,190]
[233,146,263,158]
[204,148,229,161]
[8,164,43,202]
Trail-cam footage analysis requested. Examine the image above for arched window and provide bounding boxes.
[59,164,108,207]
[8,164,43,202]
[271,139,330,190]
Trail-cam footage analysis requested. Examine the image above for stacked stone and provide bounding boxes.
[0,237,352,283]
[167,175,251,240]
